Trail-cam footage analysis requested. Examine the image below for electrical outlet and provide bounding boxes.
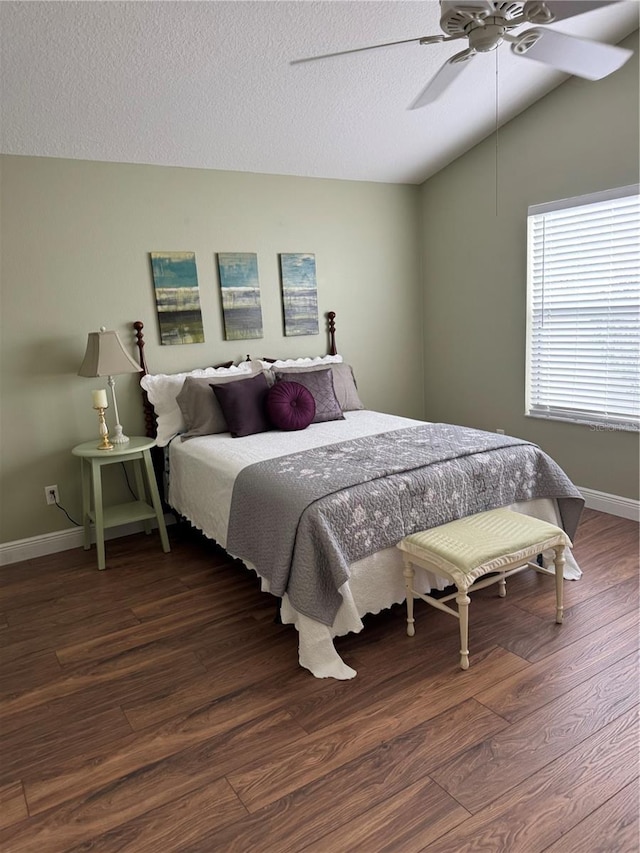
[45,485,59,505]
[496,428,505,434]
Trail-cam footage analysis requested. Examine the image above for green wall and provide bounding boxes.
[0,159,423,543]
[419,31,639,501]
[2,32,639,549]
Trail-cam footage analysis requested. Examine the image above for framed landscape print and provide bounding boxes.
[216,252,264,341]
[279,253,319,337]
[149,251,205,345]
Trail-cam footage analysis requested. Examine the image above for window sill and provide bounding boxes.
[525,413,639,433]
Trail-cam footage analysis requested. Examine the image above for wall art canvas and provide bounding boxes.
[217,252,264,340]
[279,253,319,337]
[149,251,205,345]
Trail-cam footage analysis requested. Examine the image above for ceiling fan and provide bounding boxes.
[291,1,633,110]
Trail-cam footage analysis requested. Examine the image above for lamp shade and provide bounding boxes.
[78,328,142,378]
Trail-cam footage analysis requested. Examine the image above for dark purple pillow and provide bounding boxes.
[266,381,316,431]
[273,367,344,424]
[210,372,271,437]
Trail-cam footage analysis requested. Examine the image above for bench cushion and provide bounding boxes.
[397,508,571,588]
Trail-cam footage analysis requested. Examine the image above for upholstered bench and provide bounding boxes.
[396,508,572,670]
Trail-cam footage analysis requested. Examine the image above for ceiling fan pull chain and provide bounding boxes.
[495,46,499,218]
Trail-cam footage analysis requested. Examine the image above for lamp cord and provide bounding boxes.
[53,500,81,527]
[121,461,140,500]
[53,461,138,528]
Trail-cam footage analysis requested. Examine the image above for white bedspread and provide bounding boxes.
[168,411,582,679]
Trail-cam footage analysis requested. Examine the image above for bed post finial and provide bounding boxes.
[327,311,337,356]
[133,321,149,376]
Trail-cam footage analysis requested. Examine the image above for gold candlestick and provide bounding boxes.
[94,405,114,451]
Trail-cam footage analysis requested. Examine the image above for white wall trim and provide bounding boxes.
[0,516,175,567]
[578,486,640,522]
[1,490,637,567]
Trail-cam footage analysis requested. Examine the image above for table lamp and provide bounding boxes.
[78,326,142,444]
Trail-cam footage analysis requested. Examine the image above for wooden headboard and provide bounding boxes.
[133,310,338,439]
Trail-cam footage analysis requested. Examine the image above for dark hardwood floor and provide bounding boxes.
[0,508,638,852]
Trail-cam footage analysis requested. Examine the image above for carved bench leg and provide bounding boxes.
[498,572,507,598]
[554,545,565,624]
[456,588,471,670]
[403,559,416,637]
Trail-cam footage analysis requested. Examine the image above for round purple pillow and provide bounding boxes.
[266,381,316,431]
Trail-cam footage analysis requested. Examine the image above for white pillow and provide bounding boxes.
[259,354,343,370]
[141,362,253,446]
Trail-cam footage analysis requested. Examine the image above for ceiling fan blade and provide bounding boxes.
[512,27,633,80]
[409,49,476,110]
[523,0,622,24]
[290,34,443,65]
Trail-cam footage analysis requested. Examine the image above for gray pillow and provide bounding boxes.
[274,367,344,423]
[177,372,258,440]
[273,363,364,411]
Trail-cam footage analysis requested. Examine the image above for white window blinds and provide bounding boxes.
[526,185,640,431]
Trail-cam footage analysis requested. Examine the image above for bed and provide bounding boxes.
[132,313,585,679]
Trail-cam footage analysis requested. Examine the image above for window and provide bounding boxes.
[526,185,640,432]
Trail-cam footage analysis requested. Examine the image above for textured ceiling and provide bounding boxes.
[1,1,638,184]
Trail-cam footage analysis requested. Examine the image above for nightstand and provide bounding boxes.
[72,436,170,570]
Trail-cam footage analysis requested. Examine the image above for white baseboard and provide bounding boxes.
[578,486,640,522]
[1,489,637,567]
[0,515,175,566]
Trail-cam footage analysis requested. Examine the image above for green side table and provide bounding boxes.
[72,436,170,570]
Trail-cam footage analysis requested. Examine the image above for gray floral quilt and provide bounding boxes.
[226,424,584,625]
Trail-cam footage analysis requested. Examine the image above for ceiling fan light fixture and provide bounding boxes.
[468,22,508,51]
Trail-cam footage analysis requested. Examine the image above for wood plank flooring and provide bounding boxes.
[0,508,638,852]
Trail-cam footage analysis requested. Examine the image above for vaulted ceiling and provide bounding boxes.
[1,1,637,184]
